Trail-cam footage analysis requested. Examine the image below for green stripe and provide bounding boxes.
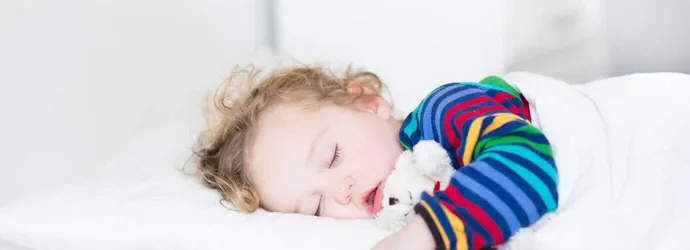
[476,152,557,211]
[480,75,520,98]
[510,125,544,135]
[459,82,511,95]
[477,136,553,157]
[471,120,552,158]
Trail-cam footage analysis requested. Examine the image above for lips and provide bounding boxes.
[362,182,385,214]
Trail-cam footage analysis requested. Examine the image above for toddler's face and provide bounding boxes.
[249,96,402,219]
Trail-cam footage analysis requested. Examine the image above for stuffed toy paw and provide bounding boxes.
[375,140,454,231]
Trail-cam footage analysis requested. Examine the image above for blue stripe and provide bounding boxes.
[464,222,475,250]
[435,192,492,246]
[454,171,522,234]
[510,131,551,145]
[476,152,557,211]
[451,177,509,244]
[422,84,464,141]
[492,150,559,205]
[490,159,547,215]
[429,86,473,143]
[484,145,558,186]
[481,120,526,139]
[464,168,531,228]
[447,99,495,152]
[434,88,484,144]
[501,99,524,110]
[469,162,538,224]
[413,90,433,139]
[458,109,503,141]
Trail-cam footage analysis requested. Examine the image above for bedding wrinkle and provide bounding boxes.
[573,89,617,200]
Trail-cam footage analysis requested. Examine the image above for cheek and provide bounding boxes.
[339,113,402,176]
[348,134,398,174]
[325,203,371,219]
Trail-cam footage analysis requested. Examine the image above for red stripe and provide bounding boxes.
[454,104,503,129]
[454,105,503,163]
[441,96,492,151]
[508,105,525,118]
[494,91,532,121]
[519,93,531,121]
[491,91,514,106]
[444,184,503,246]
[439,200,487,248]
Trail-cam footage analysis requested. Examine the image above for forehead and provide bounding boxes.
[248,104,324,211]
[254,103,322,150]
[252,104,318,166]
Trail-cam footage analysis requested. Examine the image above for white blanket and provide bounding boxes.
[500,72,690,250]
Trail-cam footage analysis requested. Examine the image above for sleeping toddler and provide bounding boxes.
[193,65,557,250]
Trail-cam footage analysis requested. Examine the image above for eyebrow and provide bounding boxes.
[305,126,329,165]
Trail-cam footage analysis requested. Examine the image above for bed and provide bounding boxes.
[1,72,689,250]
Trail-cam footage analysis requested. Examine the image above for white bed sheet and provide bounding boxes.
[0,115,390,250]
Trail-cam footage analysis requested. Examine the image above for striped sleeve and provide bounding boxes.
[399,76,558,250]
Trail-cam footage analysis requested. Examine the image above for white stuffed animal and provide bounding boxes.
[375,140,455,231]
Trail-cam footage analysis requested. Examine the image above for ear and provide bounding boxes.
[349,85,391,120]
[347,84,378,95]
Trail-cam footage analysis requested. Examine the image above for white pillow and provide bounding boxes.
[0,111,390,250]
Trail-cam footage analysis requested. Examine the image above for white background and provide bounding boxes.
[1,0,689,204]
[0,0,257,204]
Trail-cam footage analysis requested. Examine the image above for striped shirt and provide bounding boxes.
[399,76,558,250]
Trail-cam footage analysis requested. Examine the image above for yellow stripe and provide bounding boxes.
[419,201,450,248]
[462,116,485,164]
[480,113,524,136]
[441,205,469,250]
[464,113,531,163]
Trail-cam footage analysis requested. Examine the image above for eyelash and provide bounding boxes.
[329,143,341,169]
[315,144,341,216]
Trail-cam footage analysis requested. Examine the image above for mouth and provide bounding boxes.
[362,182,385,214]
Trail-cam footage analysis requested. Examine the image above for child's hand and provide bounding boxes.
[371,215,435,250]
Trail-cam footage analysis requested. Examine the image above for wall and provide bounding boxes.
[0,0,257,204]
[606,0,690,75]
[275,0,508,112]
[506,0,690,82]
[505,0,609,83]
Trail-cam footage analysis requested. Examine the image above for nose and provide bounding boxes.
[333,176,355,205]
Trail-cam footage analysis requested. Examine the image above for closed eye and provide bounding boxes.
[329,143,340,168]
[314,195,323,216]
[315,143,340,216]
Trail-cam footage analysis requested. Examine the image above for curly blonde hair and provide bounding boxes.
[193,65,386,212]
